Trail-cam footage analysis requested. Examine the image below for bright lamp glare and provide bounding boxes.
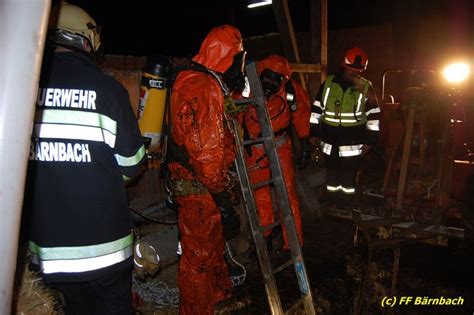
[443,62,470,84]
[248,0,272,8]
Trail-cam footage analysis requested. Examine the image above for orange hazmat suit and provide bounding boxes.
[168,25,243,314]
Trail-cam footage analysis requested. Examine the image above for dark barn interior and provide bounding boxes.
[5,0,474,314]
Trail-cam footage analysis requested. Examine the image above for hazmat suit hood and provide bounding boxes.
[193,25,243,73]
[258,55,292,80]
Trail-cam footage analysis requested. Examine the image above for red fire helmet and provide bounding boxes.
[344,47,368,71]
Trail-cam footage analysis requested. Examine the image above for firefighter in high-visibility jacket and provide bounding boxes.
[168,25,246,314]
[310,47,381,204]
[244,55,310,249]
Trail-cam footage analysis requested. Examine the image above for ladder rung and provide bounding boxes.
[234,98,258,105]
[243,137,266,145]
[261,221,281,232]
[273,257,293,274]
[251,178,275,189]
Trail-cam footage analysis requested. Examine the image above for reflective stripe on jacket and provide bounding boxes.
[29,233,133,274]
[320,140,363,157]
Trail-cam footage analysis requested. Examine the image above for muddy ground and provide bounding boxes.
[132,194,474,315]
[12,145,474,314]
[129,145,474,314]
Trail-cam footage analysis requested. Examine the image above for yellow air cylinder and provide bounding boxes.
[137,56,171,149]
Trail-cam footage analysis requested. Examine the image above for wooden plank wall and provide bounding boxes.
[99,55,146,116]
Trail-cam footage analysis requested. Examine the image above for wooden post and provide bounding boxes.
[314,0,327,83]
[396,107,416,210]
[272,0,306,90]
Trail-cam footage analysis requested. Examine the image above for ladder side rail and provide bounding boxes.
[231,118,284,315]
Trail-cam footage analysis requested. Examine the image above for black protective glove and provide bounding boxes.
[297,137,310,169]
[211,190,241,240]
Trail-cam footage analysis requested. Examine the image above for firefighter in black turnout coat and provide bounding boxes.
[23,2,145,313]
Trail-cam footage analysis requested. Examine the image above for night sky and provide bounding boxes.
[65,0,472,57]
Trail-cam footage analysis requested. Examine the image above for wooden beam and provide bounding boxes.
[289,63,322,73]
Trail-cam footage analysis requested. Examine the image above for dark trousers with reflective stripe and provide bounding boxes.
[48,266,133,315]
[325,148,361,199]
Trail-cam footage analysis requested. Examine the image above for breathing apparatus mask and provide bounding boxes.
[260,69,285,97]
[223,51,249,94]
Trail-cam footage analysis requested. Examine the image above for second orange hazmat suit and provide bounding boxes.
[168,25,243,314]
[244,55,310,249]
